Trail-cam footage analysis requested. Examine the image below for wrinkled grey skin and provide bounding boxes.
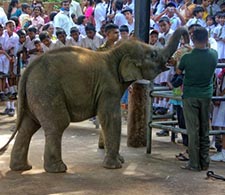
[1,27,189,173]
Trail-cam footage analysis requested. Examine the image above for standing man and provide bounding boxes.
[54,0,74,36]
[177,27,218,171]
[0,5,8,26]
[94,0,106,33]
[98,23,119,51]
[69,0,83,23]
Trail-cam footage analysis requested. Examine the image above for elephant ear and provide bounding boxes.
[119,55,143,82]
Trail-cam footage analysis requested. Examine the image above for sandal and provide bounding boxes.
[175,152,189,161]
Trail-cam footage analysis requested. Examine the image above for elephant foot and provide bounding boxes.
[10,161,32,171]
[103,154,124,169]
[118,154,125,164]
[44,160,67,173]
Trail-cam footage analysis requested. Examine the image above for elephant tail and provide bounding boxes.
[0,65,32,154]
[0,128,18,155]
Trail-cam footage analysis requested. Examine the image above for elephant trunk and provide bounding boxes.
[161,27,189,60]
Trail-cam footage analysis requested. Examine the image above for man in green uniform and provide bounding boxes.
[177,27,218,171]
[97,23,119,148]
[98,23,119,51]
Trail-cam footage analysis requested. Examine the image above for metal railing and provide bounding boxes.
[147,63,225,153]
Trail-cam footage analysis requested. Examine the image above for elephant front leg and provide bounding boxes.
[99,108,124,169]
[44,133,67,173]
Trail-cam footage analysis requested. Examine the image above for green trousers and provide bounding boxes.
[183,98,211,170]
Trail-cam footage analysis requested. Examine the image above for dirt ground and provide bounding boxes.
[0,110,225,195]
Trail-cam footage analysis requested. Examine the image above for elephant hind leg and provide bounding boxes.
[43,133,67,173]
[10,114,40,171]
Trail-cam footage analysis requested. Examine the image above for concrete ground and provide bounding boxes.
[0,110,225,195]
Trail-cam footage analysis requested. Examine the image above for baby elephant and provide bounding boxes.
[0,27,189,173]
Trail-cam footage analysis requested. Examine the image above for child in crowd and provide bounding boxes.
[10,16,21,32]
[19,3,32,29]
[3,20,19,101]
[210,65,225,162]
[153,2,185,31]
[0,24,12,102]
[31,5,45,33]
[113,0,127,28]
[186,6,206,28]
[80,24,104,50]
[42,23,56,42]
[39,31,56,52]
[119,25,129,40]
[33,38,43,57]
[0,20,19,117]
[169,37,192,160]
[23,26,39,65]
[98,23,107,41]
[214,11,221,26]
[54,28,70,49]
[68,27,82,46]
[15,29,26,72]
[149,29,162,47]
[205,15,216,38]
[121,7,134,34]
[213,12,225,62]
[77,15,87,37]
[158,16,174,47]
[83,0,95,25]
[155,16,174,136]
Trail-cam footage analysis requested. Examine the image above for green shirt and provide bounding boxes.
[178,48,218,98]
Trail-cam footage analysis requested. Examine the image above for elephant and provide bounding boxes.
[0,27,189,173]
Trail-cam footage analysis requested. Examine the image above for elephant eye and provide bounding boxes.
[150,51,158,59]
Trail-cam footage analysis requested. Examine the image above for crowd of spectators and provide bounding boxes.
[0,0,225,168]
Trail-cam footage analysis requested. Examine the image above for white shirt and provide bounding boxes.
[0,7,8,26]
[54,38,71,49]
[186,17,206,28]
[159,28,174,46]
[2,30,19,55]
[70,0,83,18]
[24,35,39,64]
[209,37,217,51]
[1,30,19,73]
[114,10,127,28]
[42,41,56,53]
[67,36,82,47]
[168,15,181,31]
[207,4,220,16]
[19,13,31,28]
[206,24,216,38]
[94,3,106,32]
[80,34,104,51]
[214,24,225,39]
[54,10,74,36]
